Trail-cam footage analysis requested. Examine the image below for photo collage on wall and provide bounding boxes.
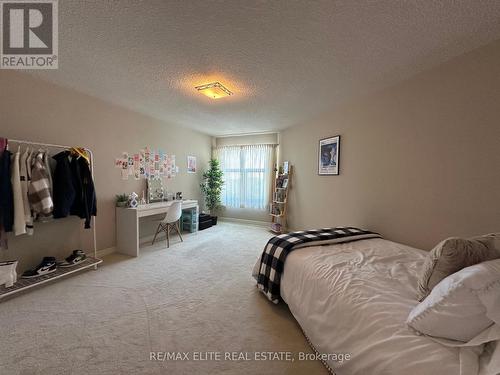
[114,147,178,180]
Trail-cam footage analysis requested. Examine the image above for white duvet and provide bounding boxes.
[276,238,495,375]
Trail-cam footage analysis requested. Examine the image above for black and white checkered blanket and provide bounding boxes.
[256,227,381,303]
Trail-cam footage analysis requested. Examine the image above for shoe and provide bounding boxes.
[58,250,87,268]
[21,257,57,278]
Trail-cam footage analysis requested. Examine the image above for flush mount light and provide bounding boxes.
[195,81,233,99]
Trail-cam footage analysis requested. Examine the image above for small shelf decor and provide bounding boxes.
[269,162,292,234]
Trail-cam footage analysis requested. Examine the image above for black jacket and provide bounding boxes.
[69,156,97,229]
[0,150,14,232]
[52,151,75,219]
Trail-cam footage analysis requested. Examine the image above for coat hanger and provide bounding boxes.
[70,147,90,164]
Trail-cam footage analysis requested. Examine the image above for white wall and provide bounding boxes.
[280,40,500,250]
[0,71,212,271]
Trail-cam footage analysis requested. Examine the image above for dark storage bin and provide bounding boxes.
[199,213,212,230]
[199,218,213,230]
[199,213,211,220]
[211,216,218,225]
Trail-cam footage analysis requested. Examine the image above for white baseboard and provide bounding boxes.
[218,217,270,228]
[96,246,116,258]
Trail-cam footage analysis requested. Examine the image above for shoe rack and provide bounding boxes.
[0,257,102,301]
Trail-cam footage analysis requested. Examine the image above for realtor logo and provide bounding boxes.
[0,0,58,69]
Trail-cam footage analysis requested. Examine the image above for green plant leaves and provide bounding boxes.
[200,159,224,212]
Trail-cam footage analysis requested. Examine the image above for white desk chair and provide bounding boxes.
[152,201,183,248]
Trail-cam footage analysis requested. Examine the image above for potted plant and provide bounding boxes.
[115,194,129,207]
[200,159,224,225]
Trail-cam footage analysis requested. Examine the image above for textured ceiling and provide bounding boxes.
[32,1,500,136]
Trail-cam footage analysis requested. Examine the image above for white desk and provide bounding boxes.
[116,200,198,257]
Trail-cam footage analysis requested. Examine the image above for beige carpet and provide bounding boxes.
[0,222,327,375]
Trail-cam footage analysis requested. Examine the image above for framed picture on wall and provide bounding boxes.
[318,135,340,175]
[187,155,196,173]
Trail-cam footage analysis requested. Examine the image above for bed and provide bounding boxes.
[254,237,498,374]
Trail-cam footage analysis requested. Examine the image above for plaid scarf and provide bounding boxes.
[28,152,53,216]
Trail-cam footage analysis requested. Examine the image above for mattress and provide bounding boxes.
[279,238,465,375]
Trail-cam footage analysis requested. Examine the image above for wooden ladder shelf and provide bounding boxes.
[270,163,292,234]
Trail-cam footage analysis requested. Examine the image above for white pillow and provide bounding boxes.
[407,259,500,342]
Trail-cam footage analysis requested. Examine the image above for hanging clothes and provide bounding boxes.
[43,150,54,196]
[52,150,75,219]
[11,148,26,236]
[0,139,14,243]
[19,147,34,235]
[0,138,8,249]
[69,155,96,229]
[28,152,54,217]
[27,148,34,177]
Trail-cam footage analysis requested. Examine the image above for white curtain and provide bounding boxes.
[214,144,275,210]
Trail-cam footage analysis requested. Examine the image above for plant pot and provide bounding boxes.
[211,216,218,225]
[116,201,127,208]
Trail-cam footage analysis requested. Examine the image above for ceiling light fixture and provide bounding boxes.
[195,81,232,99]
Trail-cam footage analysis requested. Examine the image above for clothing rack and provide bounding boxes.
[0,139,100,300]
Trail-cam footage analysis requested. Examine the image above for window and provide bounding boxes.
[215,144,275,210]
